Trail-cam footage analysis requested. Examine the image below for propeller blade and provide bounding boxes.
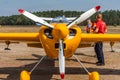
[67,5,100,28]
[59,40,65,79]
[18,9,54,28]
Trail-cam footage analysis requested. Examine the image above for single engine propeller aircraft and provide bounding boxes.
[1,5,120,80]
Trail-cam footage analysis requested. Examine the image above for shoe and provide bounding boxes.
[96,62,105,66]
[96,61,101,64]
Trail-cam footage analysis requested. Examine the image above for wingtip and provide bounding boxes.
[95,5,101,11]
[18,9,24,13]
[60,73,65,79]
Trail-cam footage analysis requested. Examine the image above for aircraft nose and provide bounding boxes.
[52,24,69,40]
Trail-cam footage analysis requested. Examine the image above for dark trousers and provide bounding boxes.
[94,42,105,63]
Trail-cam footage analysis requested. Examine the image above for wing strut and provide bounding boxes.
[73,55,100,80]
[20,56,46,80]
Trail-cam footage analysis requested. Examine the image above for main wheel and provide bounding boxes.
[20,70,31,80]
[89,71,100,80]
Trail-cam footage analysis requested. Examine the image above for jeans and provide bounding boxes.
[94,42,105,64]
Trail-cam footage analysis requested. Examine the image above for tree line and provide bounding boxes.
[0,10,120,26]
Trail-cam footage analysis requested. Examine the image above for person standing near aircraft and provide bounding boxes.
[93,13,107,66]
[86,19,97,33]
[86,19,92,33]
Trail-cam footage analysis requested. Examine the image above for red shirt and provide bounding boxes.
[94,20,107,34]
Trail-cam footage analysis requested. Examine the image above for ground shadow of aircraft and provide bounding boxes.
[75,52,95,57]
[0,54,120,80]
[18,54,96,65]
[1,54,55,80]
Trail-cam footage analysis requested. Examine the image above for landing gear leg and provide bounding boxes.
[4,40,11,50]
[73,55,100,80]
[20,56,46,80]
[110,42,115,52]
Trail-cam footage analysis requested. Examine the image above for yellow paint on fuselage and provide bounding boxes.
[39,23,81,59]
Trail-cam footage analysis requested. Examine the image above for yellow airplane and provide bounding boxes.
[0,5,120,80]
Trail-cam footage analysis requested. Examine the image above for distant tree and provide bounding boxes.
[0,10,120,25]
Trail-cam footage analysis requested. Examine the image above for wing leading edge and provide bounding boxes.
[81,34,120,42]
[1,33,120,45]
[0,33,39,42]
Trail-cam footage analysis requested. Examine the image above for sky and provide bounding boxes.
[0,0,120,16]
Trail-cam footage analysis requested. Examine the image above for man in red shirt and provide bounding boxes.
[94,13,107,66]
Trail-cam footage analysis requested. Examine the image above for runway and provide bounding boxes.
[0,42,120,80]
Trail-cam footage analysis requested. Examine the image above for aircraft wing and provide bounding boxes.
[81,33,120,42]
[39,17,53,21]
[0,33,39,42]
[66,17,76,21]
[40,17,76,22]
[38,17,76,22]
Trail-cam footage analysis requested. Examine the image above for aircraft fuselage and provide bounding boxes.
[39,23,82,59]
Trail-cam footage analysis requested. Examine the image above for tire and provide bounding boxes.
[89,71,100,80]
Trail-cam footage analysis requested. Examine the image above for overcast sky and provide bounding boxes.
[0,0,120,16]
